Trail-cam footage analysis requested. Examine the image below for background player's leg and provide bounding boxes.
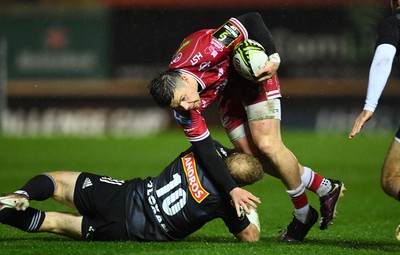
[381,139,400,200]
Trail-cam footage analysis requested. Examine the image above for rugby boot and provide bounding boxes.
[277,206,318,242]
[319,179,346,230]
[0,193,29,211]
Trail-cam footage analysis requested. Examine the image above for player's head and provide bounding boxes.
[149,69,201,111]
[148,69,182,108]
[225,153,264,186]
[391,0,400,12]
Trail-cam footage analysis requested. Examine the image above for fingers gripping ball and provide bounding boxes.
[233,39,269,81]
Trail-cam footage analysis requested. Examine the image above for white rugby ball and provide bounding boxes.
[233,39,269,81]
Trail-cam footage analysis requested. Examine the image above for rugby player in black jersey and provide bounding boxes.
[349,0,400,240]
[0,141,263,242]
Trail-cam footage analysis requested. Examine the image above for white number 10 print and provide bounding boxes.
[156,173,187,216]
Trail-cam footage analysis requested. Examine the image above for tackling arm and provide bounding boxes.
[191,136,238,193]
[234,209,261,242]
[192,136,260,217]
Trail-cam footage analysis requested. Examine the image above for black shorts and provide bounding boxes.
[396,126,400,140]
[74,172,130,241]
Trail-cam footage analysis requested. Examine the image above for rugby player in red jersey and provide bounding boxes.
[149,12,345,242]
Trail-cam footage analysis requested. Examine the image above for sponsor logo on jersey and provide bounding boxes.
[210,38,224,52]
[181,152,209,203]
[212,21,242,48]
[190,52,203,65]
[82,177,93,189]
[174,111,193,126]
[198,61,211,71]
[204,45,219,58]
[171,52,182,64]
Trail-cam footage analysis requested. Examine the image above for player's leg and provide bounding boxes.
[246,112,318,236]
[219,75,315,242]
[38,212,83,240]
[0,173,56,211]
[46,171,81,209]
[0,171,80,211]
[0,171,81,236]
[381,132,400,200]
[0,209,83,239]
[0,206,46,233]
[247,73,345,230]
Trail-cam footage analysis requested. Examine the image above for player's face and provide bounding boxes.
[170,84,201,111]
[169,75,201,111]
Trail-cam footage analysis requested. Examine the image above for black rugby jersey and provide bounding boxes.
[124,142,250,241]
[376,11,400,55]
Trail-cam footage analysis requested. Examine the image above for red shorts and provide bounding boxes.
[217,71,282,132]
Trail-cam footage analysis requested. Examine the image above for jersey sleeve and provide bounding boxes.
[212,17,247,50]
[235,12,277,55]
[376,15,400,48]
[218,200,250,234]
[173,110,209,142]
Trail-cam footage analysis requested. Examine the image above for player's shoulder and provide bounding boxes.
[379,13,400,30]
[376,13,400,46]
[183,29,214,42]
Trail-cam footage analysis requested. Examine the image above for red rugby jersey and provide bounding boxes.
[169,17,247,142]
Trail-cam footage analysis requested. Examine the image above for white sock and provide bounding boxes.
[294,205,310,224]
[316,179,332,197]
[301,167,314,188]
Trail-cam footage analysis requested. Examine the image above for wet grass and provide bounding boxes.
[0,129,399,254]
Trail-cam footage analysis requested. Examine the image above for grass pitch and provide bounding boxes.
[0,129,399,255]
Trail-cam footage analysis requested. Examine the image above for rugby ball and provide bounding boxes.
[233,39,269,81]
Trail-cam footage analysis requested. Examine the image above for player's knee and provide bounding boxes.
[381,174,399,200]
[254,138,282,158]
[241,229,260,243]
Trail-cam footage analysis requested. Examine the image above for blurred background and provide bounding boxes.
[0,0,399,137]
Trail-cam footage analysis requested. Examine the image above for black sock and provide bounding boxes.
[16,174,56,201]
[0,207,45,232]
[397,190,400,201]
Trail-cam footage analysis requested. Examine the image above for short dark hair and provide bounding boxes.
[148,69,182,108]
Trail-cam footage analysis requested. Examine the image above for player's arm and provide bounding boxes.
[349,43,396,139]
[235,12,280,81]
[191,136,260,216]
[234,208,261,242]
[192,136,238,192]
[213,140,235,158]
[364,43,396,112]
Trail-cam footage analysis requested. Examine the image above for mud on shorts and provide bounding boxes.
[218,71,282,142]
[74,172,130,241]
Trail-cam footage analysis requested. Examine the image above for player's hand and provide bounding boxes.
[254,53,281,82]
[230,187,261,218]
[349,110,374,139]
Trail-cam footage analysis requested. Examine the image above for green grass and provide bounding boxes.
[0,128,399,254]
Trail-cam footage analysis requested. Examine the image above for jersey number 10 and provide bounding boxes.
[156,173,187,216]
